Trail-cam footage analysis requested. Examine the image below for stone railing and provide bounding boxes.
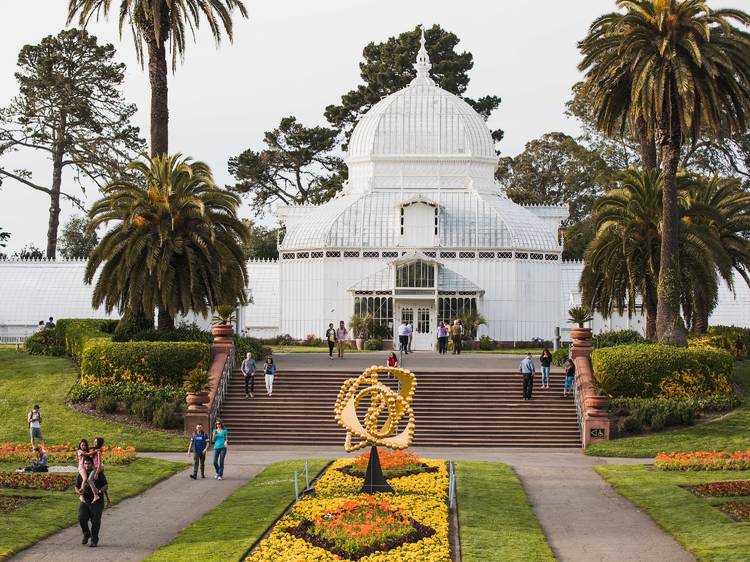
[183,326,235,435]
[570,328,610,448]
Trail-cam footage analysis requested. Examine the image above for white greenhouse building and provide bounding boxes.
[2,38,749,348]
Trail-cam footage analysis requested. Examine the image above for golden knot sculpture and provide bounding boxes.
[334,366,416,453]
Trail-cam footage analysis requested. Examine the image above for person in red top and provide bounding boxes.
[386,352,398,367]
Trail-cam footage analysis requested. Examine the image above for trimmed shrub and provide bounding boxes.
[364,339,383,351]
[67,381,185,405]
[708,325,750,359]
[234,335,271,361]
[112,312,154,342]
[55,319,114,364]
[592,329,646,349]
[127,323,212,344]
[478,335,494,351]
[95,394,119,414]
[81,340,210,387]
[552,347,569,367]
[591,343,734,398]
[129,399,155,422]
[24,329,65,356]
[152,401,180,429]
[622,416,642,433]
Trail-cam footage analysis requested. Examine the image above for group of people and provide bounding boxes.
[36,317,55,330]
[325,321,349,359]
[518,349,576,401]
[187,419,230,480]
[240,353,277,398]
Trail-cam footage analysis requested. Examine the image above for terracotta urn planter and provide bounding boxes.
[186,392,209,412]
[211,324,234,346]
[570,327,593,343]
[355,338,364,351]
[584,394,609,412]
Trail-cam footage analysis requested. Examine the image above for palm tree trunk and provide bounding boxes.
[656,122,688,346]
[644,290,657,340]
[157,308,175,331]
[146,36,169,157]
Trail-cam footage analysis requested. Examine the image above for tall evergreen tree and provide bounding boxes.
[578,1,750,345]
[0,29,143,258]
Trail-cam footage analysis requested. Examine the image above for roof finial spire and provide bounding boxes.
[414,24,433,82]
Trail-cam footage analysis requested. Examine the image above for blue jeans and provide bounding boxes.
[213,447,227,477]
[541,366,550,386]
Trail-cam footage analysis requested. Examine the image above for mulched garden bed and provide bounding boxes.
[718,501,750,522]
[0,495,34,514]
[284,517,436,561]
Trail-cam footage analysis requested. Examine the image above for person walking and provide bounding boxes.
[397,321,411,354]
[336,320,348,358]
[519,352,536,401]
[241,353,256,398]
[27,404,44,448]
[212,419,229,480]
[436,321,448,354]
[563,358,576,399]
[188,423,209,479]
[263,357,277,397]
[540,348,552,390]
[325,323,336,360]
[76,456,107,547]
[450,320,464,355]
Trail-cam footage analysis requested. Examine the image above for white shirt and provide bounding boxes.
[398,323,411,336]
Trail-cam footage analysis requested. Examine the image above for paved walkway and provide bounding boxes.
[11,446,693,562]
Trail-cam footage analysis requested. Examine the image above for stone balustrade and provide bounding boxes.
[570,328,610,447]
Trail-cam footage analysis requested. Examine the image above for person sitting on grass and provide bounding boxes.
[19,446,48,472]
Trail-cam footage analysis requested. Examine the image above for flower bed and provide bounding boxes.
[339,450,436,480]
[0,495,34,514]
[0,443,136,465]
[246,456,450,561]
[687,480,750,497]
[0,472,77,491]
[655,451,750,471]
[718,501,750,522]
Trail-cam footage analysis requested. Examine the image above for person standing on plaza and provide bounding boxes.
[211,419,229,480]
[263,357,277,396]
[241,352,256,398]
[27,404,44,448]
[450,320,464,355]
[76,456,107,547]
[436,321,449,354]
[539,348,552,390]
[397,321,411,354]
[188,423,209,479]
[325,322,336,360]
[407,322,414,353]
[336,320,348,358]
[563,358,576,399]
[519,352,536,401]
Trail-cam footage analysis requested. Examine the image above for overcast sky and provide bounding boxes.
[0,0,745,253]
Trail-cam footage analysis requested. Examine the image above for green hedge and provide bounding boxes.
[81,340,210,387]
[24,328,65,356]
[591,343,734,398]
[592,329,647,349]
[611,394,741,433]
[68,381,186,405]
[55,318,115,364]
[707,325,750,359]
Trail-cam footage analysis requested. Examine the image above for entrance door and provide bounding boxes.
[397,302,435,351]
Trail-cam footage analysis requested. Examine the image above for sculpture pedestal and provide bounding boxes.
[361,446,394,494]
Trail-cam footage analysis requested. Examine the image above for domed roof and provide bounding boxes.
[346,32,496,162]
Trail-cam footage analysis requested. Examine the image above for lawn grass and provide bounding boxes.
[0,349,188,451]
[145,460,329,562]
[596,464,750,561]
[0,457,185,560]
[456,461,555,562]
[588,362,750,458]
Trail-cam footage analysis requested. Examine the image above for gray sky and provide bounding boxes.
[1,0,744,253]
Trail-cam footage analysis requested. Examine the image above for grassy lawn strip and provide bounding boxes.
[0,349,187,451]
[596,465,750,562]
[145,460,329,562]
[588,362,750,458]
[457,461,555,562]
[0,457,184,560]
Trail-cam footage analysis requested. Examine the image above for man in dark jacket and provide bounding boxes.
[76,457,108,547]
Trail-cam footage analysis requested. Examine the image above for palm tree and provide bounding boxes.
[85,153,251,330]
[68,0,248,157]
[683,175,750,332]
[578,1,750,345]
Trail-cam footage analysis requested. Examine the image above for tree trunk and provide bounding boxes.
[146,36,169,157]
[157,307,175,331]
[644,289,657,340]
[655,123,688,346]
[636,116,657,171]
[46,119,66,259]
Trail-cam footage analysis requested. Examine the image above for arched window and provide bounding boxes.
[396,260,435,288]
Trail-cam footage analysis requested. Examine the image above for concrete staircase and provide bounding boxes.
[218,369,581,448]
